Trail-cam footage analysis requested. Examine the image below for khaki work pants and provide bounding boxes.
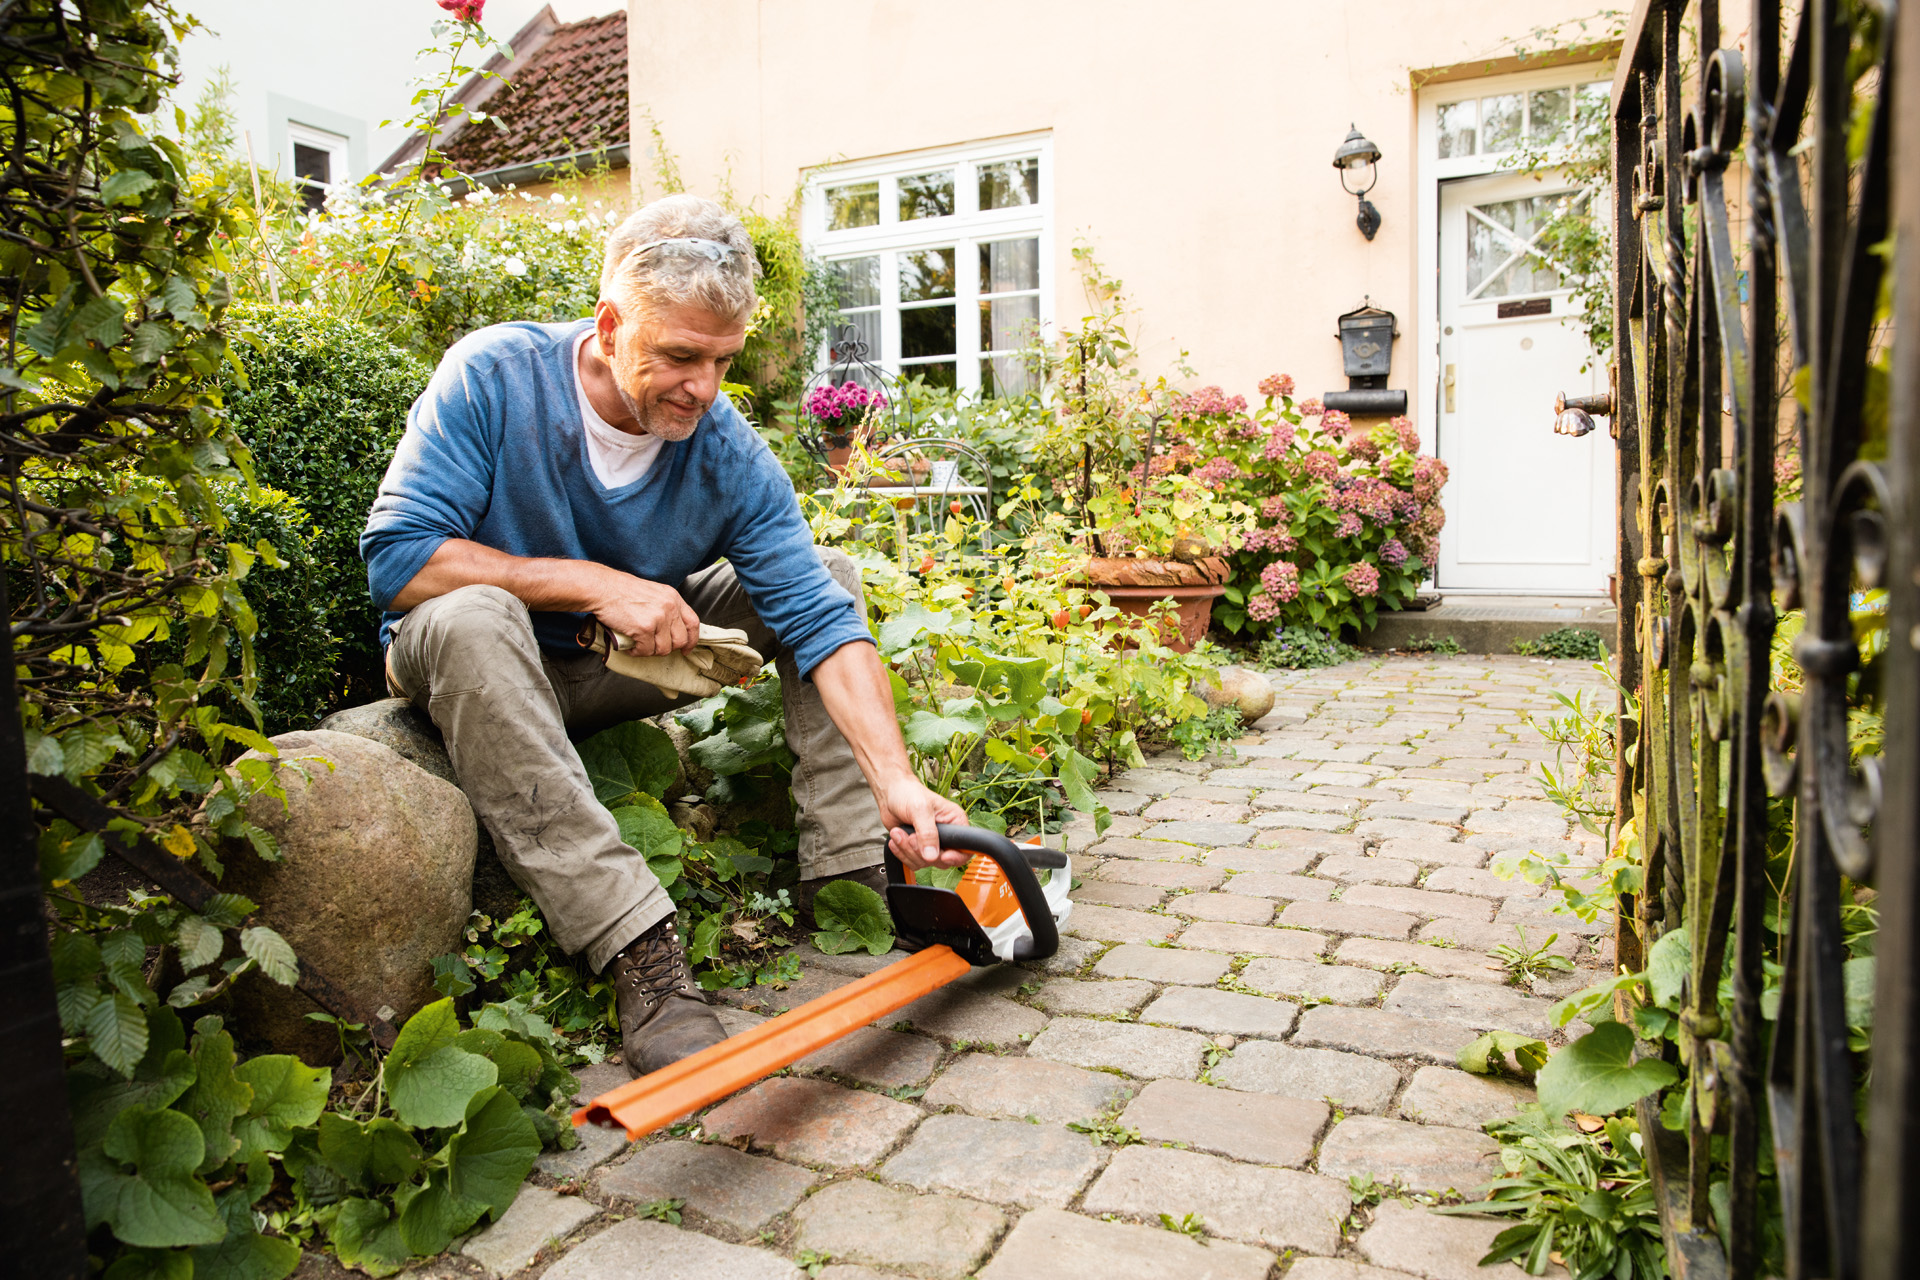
[385,548,884,973]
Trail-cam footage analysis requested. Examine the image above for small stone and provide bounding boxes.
[1065,904,1182,945]
[1209,1040,1400,1113]
[790,1179,1005,1279]
[1027,1016,1210,1079]
[537,1122,627,1181]
[1360,1200,1548,1280]
[1175,921,1327,958]
[1315,855,1420,885]
[1202,846,1314,875]
[1092,791,1152,816]
[1253,790,1362,814]
[702,1078,922,1168]
[1167,892,1275,924]
[1220,872,1335,901]
[1354,818,1465,844]
[1143,797,1253,824]
[1033,977,1156,1017]
[1145,820,1259,846]
[1250,809,1355,833]
[597,1141,814,1233]
[1277,900,1418,940]
[796,1027,943,1089]
[881,1113,1105,1208]
[1139,987,1297,1039]
[1086,860,1226,890]
[1319,1117,1499,1194]
[1399,1066,1537,1128]
[1213,1034,1236,1048]
[923,1053,1130,1124]
[540,1218,799,1280]
[461,1185,600,1276]
[717,1006,771,1035]
[1074,880,1168,908]
[1380,973,1556,1038]
[1238,957,1383,1004]
[1292,1005,1476,1065]
[1376,838,1486,867]
[1108,768,1191,794]
[1080,1145,1349,1255]
[1093,942,1232,985]
[1342,884,1496,922]
[1120,1078,1327,1166]
[978,1206,1275,1280]
[1335,937,1508,984]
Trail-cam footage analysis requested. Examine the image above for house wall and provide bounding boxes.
[625,0,1607,432]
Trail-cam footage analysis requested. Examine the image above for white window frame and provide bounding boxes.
[286,121,350,207]
[803,134,1053,399]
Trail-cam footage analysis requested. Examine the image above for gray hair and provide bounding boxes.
[599,194,760,326]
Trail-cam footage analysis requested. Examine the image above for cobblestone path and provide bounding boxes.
[434,654,1614,1280]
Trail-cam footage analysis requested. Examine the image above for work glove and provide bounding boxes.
[578,620,764,698]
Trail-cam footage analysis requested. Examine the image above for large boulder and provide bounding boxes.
[225,729,477,1060]
[317,699,521,921]
[1200,666,1277,726]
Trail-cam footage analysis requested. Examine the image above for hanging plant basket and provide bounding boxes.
[797,324,912,477]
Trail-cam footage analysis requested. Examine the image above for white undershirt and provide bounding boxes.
[573,331,664,490]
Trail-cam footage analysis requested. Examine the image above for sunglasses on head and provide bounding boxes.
[625,237,750,271]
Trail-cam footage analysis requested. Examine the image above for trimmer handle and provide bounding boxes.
[884,824,1063,962]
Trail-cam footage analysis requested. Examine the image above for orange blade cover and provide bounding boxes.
[574,943,971,1139]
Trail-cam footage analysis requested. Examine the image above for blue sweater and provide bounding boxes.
[361,319,869,679]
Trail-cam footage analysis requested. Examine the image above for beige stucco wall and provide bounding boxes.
[627,0,1607,426]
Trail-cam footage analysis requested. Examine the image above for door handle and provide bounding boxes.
[1444,364,1456,413]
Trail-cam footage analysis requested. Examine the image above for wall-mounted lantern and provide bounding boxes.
[1323,302,1408,416]
[1333,125,1382,241]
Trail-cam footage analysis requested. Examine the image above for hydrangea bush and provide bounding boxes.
[1147,378,1450,638]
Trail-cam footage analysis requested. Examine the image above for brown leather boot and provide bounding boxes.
[794,863,890,927]
[606,916,726,1078]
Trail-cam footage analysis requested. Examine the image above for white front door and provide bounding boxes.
[1435,171,1611,593]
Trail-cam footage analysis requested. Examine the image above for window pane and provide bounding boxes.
[978,157,1040,209]
[1437,100,1476,158]
[1466,196,1562,297]
[829,310,881,361]
[1528,87,1571,144]
[293,142,331,184]
[901,304,956,359]
[979,295,1039,353]
[979,238,1039,294]
[982,354,1035,398]
[826,181,880,230]
[1480,94,1521,153]
[900,248,956,301]
[830,256,880,308]
[902,361,956,389]
[898,170,955,221]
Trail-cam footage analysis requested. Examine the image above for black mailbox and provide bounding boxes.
[1325,303,1407,416]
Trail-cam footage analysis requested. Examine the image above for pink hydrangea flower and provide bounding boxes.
[1259,495,1287,519]
[805,381,888,424]
[1321,409,1351,435]
[1390,414,1420,451]
[437,0,485,20]
[1302,450,1340,482]
[1261,559,1301,603]
[1258,373,1295,399]
[1192,456,1241,488]
[1344,562,1380,597]
[1412,454,1450,503]
[1246,591,1280,622]
[1347,434,1381,460]
[1298,398,1325,416]
[1262,421,1296,460]
[1380,538,1408,567]
[1169,385,1249,418]
[1335,512,1362,538]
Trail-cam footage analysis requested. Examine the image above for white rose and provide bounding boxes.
[503,255,528,277]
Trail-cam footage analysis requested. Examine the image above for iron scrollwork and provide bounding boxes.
[1608,1,1911,1276]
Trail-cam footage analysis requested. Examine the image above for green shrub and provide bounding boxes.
[1406,633,1465,655]
[221,485,337,734]
[1513,627,1608,661]
[223,303,431,714]
[1253,626,1359,670]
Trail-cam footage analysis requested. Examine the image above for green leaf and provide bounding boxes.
[88,991,151,1078]
[903,700,988,754]
[445,1085,541,1218]
[811,880,894,956]
[877,602,952,654]
[385,998,498,1129]
[93,1106,225,1247]
[397,1170,487,1256]
[175,915,225,972]
[189,1188,301,1280]
[103,1247,194,1280]
[1645,928,1690,1010]
[101,169,158,204]
[129,321,177,363]
[179,1017,252,1173]
[1845,954,1876,1030]
[612,794,685,862]
[577,734,637,805]
[73,293,128,345]
[487,1040,545,1099]
[232,1056,330,1163]
[1457,1030,1549,1078]
[583,720,680,799]
[328,1198,408,1277]
[1057,748,1100,815]
[318,1113,422,1189]
[1536,1021,1679,1118]
[239,926,298,986]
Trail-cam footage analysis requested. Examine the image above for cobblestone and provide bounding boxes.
[536,1122,627,1181]
[1087,836,1207,862]
[1358,1198,1546,1280]
[540,1218,799,1280]
[1119,1078,1326,1166]
[1202,846,1314,875]
[1073,879,1170,908]
[1238,956,1384,1004]
[1252,790,1362,813]
[597,1141,814,1232]
[1211,1041,1401,1112]
[1032,977,1156,1016]
[923,1053,1131,1124]
[1250,809,1354,832]
[1094,942,1232,985]
[1418,917,1584,956]
[1143,797,1252,823]
[462,1185,600,1276]
[1167,892,1275,923]
[1420,866,1542,898]
[1398,1066,1537,1128]
[881,1113,1106,1207]
[1315,854,1419,885]
[1220,871,1335,901]
[1292,1005,1478,1064]
[1175,920,1327,957]
[1027,1016,1210,1079]
[1375,838,1486,867]
[1086,860,1226,890]
[789,1179,1005,1279]
[1139,986,1298,1038]
[1354,818,1464,843]
[1146,819,1260,846]
[891,984,1049,1045]
[1318,1115,1500,1192]
[1064,903,1183,945]
[1341,883,1496,922]
[1081,1145,1349,1254]
[1286,1260,1423,1280]
[1362,800,1472,824]
[1248,828,1366,856]
[702,1078,922,1168]
[979,1207,1275,1280]
[1277,899,1419,939]
[797,1027,943,1089]
[1381,973,1557,1038]
[1335,937,1508,983]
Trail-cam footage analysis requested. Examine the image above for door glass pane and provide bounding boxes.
[826,181,880,230]
[830,256,880,308]
[1479,94,1521,153]
[982,354,1035,398]
[900,304,956,359]
[979,295,1039,353]
[1466,196,1564,297]
[899,170,955,221]
[1437,100,1477,158]
[979,157,1040,209]
[900,248,956,301]
[902,360,956,389]
[1528,87,1572,144]
[979,238,1039,294]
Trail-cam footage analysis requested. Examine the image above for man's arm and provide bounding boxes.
[394,539,701,654]
[809,641,971,871]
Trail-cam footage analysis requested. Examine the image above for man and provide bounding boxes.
[362,194,967,1076]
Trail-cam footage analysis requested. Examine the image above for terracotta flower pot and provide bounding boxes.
[1078,555,1230,653]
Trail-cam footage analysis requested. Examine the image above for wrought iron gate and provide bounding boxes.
[1606,0,1918,1275]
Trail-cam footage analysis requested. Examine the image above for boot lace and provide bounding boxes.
[610,920,696,1011]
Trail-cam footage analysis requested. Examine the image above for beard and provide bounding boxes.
[611,340,705,441]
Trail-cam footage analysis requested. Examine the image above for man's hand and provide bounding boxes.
[876,772,972,872]
[586,564,700,655]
